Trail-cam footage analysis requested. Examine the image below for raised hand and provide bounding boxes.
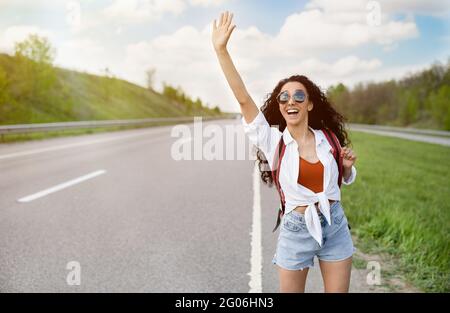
[212,11,236,52]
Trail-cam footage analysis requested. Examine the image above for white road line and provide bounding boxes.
[17,170,106,203]
[248,162,262,293]
[0,129,168,161]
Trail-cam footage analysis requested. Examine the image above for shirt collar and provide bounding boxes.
[282,125,325,146]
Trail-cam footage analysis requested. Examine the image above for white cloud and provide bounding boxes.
[122,21,387,112]
[56,38,107,74]
[103,0,232,23]
[103,0,186,23]
[65,1,104,35]
[274,9,418,55]
[188,0,231,7]
[0,25,54,54]
[379,0,450,17]
[335,60,435,86]
[310,56,382,77]
[122,25,219,102]
[118,0,423,112]
[0,0,57,8]
[307,0,450,18]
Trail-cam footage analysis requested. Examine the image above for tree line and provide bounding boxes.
[161,83,221,115]
[327,60,450,130]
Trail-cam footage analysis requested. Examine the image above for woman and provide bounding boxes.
[212,11,358,293]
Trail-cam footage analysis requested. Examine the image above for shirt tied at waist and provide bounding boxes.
[304,192,332,247]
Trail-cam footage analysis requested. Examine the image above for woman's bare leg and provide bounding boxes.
[318,257,352,293]
[278,266,309,293]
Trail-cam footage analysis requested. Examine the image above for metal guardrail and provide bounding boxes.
[348,123,450,137]
[0,115,447,137]
[0,116,231,135]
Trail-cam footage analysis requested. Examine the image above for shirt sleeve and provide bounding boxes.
[241,110,282,169]
[341,165,357,185]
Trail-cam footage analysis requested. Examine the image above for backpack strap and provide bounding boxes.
[271,136,286,232]
[322,128,353,231]
[322,128,343,188]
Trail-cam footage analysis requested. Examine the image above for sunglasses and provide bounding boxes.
[276,89,307,105]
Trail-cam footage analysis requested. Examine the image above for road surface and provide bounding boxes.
[0,119,388,292]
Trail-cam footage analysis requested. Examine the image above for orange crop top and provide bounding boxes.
[297,157,324,193]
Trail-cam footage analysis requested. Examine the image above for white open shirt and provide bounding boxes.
[242,110,357,246]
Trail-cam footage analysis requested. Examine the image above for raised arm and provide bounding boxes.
[212,11,259,124]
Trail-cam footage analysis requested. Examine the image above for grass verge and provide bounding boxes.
[343,131,450,292]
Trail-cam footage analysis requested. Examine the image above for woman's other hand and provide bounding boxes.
[341,147,357,169]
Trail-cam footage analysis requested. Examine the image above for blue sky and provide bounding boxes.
[0,0,449,112]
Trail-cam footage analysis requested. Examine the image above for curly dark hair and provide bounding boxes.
[256,74,352,186]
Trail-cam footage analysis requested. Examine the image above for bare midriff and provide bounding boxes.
[293,199,337,214]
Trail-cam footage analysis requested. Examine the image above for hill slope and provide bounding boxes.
[0,53,224,125]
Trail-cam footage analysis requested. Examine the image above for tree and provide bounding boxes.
[427,85,450,130]
[0,67,8,102]
[14,34,55,65]
[101,67,113,101]
[162,81,211,115]
[0,66,10,123]
[162,82,178,100]
[185,99,193,114]
[145,68,156,91]
[327,83,350,117]
[194,97,203,110]
[398,89,419,125]
[11,34,56,107]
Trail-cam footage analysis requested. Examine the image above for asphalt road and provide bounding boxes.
[0,119,379,292]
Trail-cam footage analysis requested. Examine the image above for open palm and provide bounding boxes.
[212,11,236,51]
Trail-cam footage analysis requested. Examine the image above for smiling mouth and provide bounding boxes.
[286,108,299,116]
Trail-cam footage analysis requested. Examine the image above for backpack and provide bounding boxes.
[270,127,347,232]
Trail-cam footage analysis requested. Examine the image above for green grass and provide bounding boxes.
[342,131,450,292]
[352,254,367,270]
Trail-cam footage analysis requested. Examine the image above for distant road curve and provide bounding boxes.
[348,123,450,137]
[348,124,450,147]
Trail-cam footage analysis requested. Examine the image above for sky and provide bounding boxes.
[0,0,449,113]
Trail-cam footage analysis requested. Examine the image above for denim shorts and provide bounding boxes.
[271,200,356,271]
